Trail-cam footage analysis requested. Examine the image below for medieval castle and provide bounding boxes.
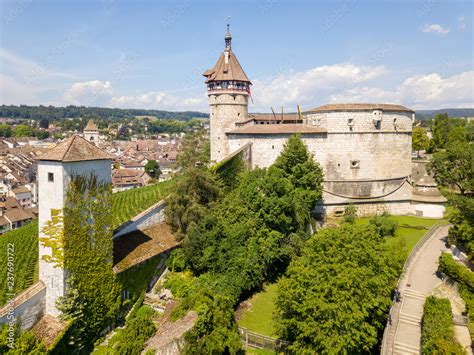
[204,25,417,217]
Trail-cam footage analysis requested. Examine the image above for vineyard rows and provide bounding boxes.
[0,221,39,307]
[111,180,172,229]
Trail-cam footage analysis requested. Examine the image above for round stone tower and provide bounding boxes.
[203,24,251,162]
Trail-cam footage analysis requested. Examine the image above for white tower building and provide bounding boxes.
[203,24,252,162]
[38,135,112,315]
[83,119,100,143]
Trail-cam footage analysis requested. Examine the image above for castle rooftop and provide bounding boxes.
[203,24,251,84]
[38,135,112,162]
[308,103,414,113]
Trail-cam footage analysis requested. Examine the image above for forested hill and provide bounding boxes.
[0,105,209,121]
[416,108,474,120]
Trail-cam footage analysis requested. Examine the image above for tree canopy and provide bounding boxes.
[412,126,429,156]
[428,123,473,195]
[144,160,161,179]
[274,224,403,353]
[165,134,324,352]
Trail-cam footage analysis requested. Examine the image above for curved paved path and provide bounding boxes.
[385,225,450,354]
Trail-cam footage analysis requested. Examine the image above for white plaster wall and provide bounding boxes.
[113,201,166,238]
[38,161,66,316]
[412,203,445,218]
[0,283,45,331]
[84,131,100,142]
[38,159,111,316]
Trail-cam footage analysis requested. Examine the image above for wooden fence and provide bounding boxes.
[238,326,290,353]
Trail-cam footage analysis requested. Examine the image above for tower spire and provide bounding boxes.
[225,17,232,50]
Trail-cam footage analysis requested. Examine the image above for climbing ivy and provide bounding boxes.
[39,209,64,268]
[56,174,121,351]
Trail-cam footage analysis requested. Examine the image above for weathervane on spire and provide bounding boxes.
[225,16,232,50]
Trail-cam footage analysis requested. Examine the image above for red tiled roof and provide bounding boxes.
[38,135,112,162]
[203,50,251,83]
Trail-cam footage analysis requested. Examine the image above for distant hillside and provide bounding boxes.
[0,105,209,121]
[416,108,474,120]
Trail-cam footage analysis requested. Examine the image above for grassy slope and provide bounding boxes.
[0,221,39,306]
[238,283,278,337]
[356,215,443,255]
[111,180,173,229]
[237,216,445,336]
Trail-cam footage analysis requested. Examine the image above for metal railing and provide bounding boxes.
[238,326,290,353]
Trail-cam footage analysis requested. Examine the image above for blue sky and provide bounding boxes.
[1,0,472,112]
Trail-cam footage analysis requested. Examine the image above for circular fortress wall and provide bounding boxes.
[305,103,415,215]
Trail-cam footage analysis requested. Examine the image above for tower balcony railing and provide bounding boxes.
[207,86,251,94]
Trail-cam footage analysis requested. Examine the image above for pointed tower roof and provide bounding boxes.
[203,24,251,84]
[38,135,112,162]
[84,119,98,131]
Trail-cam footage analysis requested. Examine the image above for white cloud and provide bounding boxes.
[458,16,466,30]
[63,80,113,106]
[329,71,474,109]
[421,23,450,35]
[61,80,207,110]
[110,91,207,111]
[250,63,388,111]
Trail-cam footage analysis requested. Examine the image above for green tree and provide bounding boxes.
[176,130,210,169]
[165,133,324,352]
[412,126,429,157]
[275,224,402,353]
[428,129,473,195]
[446,194,474,260]
[0,324,46,354]
[342,204,357,224]
[0,124,12,138]
[144,160,161,179]
[165,168,221,240]
[14,124,33,137]
[39,118,49,129]
[34,130,50,140]
[369,212,398,237]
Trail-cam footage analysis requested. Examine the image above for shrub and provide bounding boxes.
[342,204,357,224]
[114,316,155,355]
[422,296,464,354]
[163,272,193,298]
[438,252,474,339]
[369,212,398,237]
[438,253,474,290]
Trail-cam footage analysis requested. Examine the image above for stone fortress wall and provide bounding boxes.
[225,109,414,217]
[209,93,249,162]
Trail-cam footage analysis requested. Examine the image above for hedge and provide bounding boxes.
[421,296,464,354]
[438,252,474,340]
[438,253,474,290]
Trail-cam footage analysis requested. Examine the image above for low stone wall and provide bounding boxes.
[325,200,413,217]
[0,281,46,330]
[113,200,166,238]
